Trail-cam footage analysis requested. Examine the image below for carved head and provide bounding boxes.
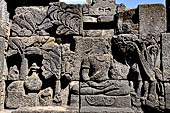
[91,41,110,55]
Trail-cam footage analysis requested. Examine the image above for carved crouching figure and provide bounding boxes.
[72,43,130,96]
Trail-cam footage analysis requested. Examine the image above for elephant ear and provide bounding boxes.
[41,45,61,79]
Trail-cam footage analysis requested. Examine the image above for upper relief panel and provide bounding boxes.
[11,2,83,37]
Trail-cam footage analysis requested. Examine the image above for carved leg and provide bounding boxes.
[80,87,104,95]
[104,84,130,96]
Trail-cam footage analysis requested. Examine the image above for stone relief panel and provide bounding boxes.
[11,2,82,36]
[5,36,62,108]
[0,0,169,113]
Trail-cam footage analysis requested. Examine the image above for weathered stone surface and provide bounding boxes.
[6,81,25,109]
[83,30,102,37]
[83,30,114,37]
[0,0,168,112]
[117,3,126,13]
[8,65,19,80]
[11,6,48,36]
[162,33,170,81]
[8,36,61,80]
[11,106,79,113]
[97,16,114,22]
[166,0,170,32]
[0,81,5,110]
[165,83,170,109]
[0,0,9,37]
[7,81,25,92]
[21,93,39,107]
[0,37,5,76]
[74,37,112,55]
[38,87,53,106]
[6,91,24,109]
[83,16,97,23]
[84,0,117,16]
[81,95,131,108]
[69,94,79,107]
[24,63,42,91]
[139,4,166,41]
[116,9,139,34]
[11,2,83,36]
[80,107,135,113]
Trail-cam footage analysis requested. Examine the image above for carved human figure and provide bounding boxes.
[72,42,130,96]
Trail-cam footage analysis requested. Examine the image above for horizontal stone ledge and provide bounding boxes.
[80,107,135,113]
[11,106,79,113]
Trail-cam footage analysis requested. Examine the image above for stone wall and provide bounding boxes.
[0,0,170,113]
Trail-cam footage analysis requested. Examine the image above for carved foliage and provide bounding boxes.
[42,45,61,79]
[48,2,82,35]
[7,36,61,80]
[11,7,49,37]
[11,2,82,36]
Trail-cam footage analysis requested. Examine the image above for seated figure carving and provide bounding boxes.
[72,43,130,96]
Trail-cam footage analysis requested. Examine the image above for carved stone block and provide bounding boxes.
[79,80,130,96]
[11,6,49,37]
[0,0,9,37]
[11,2,83,36]
[80,107,135,113]
[38,87,53,106]
[8,36,61,80]
[75,37,112,56]
[70,94,79,107]
[0,37,5,76]
[81,95,131,108]
[0,0,168,112]
[6,91,24,109]
[0,81,5,110]
[165,83,170,109]
[21,93,39,107]
[6,81,25,108]
[83,16,97,23]
[139,4,166,41]
[84,0,117,16]
[162,33,170,81]
[166,0,170,32]
[11,106,79,113]
[83,30,114,37]
[116,9,139,34]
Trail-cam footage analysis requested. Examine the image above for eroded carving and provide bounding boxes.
[11,2,82,36]
[0,0,169,113]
